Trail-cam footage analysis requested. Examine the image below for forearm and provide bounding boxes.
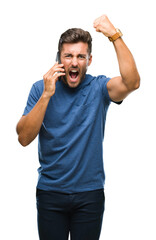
[113,38,140,90]
[17,93,50,146]
[17,62,65,146]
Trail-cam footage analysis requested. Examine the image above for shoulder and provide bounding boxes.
[87,74,110,83]
[89,74,111,103]
[33,79,44,90]
[95,75,111,84]
[87,74,111,91]
[31,79,44,96]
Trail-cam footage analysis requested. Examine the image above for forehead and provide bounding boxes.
[61,42,88,55]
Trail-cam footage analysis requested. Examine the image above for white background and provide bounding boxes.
[1,0,156,239]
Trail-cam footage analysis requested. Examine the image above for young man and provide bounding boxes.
[16,15,140,240]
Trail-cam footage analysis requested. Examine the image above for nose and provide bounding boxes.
[71,57,78,67]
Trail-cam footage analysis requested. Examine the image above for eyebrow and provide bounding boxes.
[63,53,87,56]
[63,53,72,56]
[63,53,87,57]
[78,54,87,57]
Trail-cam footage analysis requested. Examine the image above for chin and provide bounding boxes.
[62,75,82,88]
[67,81,81,88]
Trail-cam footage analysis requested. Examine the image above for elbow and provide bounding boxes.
[18,134,30,147]
[133,69,141,90]
[16,118,31,147]
[16,126,28,147]
[133,75,140,90]
[127,74,141,92]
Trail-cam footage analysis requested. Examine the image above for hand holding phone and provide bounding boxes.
[43,59,65,98]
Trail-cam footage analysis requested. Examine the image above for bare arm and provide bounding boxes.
[16,62,65,146]
[94,15,140,102]
[16,95,51,146]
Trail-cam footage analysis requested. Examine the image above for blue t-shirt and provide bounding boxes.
[23,74,112,193]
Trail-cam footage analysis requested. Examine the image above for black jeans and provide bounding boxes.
[36,188,105,240]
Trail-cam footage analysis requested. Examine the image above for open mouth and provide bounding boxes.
[69,69,79,81]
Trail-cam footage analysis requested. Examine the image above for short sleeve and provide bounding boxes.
[97,75,123,105]
[97,75,112,105]
[23,81,43,116]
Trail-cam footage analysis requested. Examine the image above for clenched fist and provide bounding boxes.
[93,14,116,37]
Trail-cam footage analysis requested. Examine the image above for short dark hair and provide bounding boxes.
[58,28,92,55]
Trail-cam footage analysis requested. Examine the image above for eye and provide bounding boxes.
[65,54,72,59]
[78,55,86,59]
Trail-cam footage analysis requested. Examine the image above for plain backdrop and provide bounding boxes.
[1,0,156,239]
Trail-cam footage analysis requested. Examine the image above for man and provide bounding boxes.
[16,15,140,240]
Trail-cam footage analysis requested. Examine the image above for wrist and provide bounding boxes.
[101,27,116,37]
[108,28,123,42]
[42,91,53,101]
[108,28,116,37]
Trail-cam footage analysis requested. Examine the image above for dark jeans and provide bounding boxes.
[36,188,105,240]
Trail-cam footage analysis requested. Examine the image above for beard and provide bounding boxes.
[62,66,87,88]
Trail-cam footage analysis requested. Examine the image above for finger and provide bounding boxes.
[53,71,66,77]
[53,67,65,76]
[93,17,100,25]
[53,72,66,82]
[95,28,101,33]
[55,63,64,69]
[93,21,98,28]
[44,63,64,77]
[44,64,57,76]
[55,62,64,66]
[55,67,65,73]
[48,62,62,71]
[93,25,100,32]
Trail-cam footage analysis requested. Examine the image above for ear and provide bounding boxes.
[88,54,92,66]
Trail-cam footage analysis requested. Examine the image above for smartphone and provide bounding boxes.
[56,51,61,64]
[56,51,64,81]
